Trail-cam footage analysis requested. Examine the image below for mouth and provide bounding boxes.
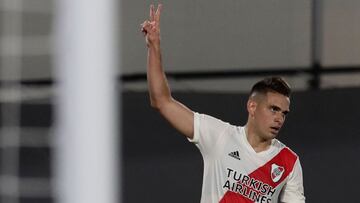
[270,126,281,134]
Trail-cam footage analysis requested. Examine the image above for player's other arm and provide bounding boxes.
[280,159,305,203]
[141,4,194,139]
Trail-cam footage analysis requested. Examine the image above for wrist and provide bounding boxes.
[148,41,161,51]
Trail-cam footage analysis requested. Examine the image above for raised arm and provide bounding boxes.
[141,4,194,139]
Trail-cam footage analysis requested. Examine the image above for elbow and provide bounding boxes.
[149,96,172,110]
[150,99,160,110]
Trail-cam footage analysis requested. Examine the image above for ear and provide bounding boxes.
[247,99,257,118]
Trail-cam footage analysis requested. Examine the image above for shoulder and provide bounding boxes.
[272,139,299,160]
[195,112,229,123]
[195,112,238,129]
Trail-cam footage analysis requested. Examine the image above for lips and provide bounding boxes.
[270,126,281,133]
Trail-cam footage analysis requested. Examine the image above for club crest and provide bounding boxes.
[271,163,284,183]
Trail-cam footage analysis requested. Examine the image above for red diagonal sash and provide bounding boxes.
[219,147,297,203]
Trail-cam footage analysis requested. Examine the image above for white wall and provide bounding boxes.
[1,0,360,91]
[122,0,311,74]
[321,0,360,66]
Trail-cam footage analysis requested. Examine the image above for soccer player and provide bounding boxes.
[141,4,305,203]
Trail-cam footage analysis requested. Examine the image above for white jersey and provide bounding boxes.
[189,113,305,203]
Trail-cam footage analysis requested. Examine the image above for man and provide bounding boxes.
[141,4,305,203]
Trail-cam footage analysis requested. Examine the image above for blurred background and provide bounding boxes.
[1,0,360,202]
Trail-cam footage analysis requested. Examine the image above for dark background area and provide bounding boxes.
[1,88,360,202]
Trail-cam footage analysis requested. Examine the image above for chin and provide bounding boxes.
[268,132,278,139]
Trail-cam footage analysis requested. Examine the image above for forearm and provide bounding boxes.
[142,4,194,138]
[147,44,172,109]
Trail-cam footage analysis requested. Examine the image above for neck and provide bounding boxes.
[244,124,272,153]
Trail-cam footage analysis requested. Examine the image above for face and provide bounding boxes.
[248,91,290,141]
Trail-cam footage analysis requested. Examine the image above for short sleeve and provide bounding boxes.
[188,112,230,157]
[280,158,306,203]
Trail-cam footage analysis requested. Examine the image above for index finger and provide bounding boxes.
[155,4,162,23]
[150,4,155,21]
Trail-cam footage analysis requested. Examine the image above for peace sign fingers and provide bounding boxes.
[142,4,162,47]
[154,4,162,23]
[150,4,155,21]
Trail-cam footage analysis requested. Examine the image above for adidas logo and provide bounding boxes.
[228,151,241,160]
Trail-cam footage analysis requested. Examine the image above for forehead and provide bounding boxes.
[263,91,290,110]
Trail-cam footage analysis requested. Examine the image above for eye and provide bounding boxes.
[270,106,278,113]
[283,111,289,117]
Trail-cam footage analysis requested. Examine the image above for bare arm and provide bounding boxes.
[141,4,194,139]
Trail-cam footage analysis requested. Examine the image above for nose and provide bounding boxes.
[274,113,285,125]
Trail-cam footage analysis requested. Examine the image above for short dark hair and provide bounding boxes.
[250,77,291,97]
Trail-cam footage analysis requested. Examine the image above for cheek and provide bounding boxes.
[255,109,270,123]
[259,111,274,125]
